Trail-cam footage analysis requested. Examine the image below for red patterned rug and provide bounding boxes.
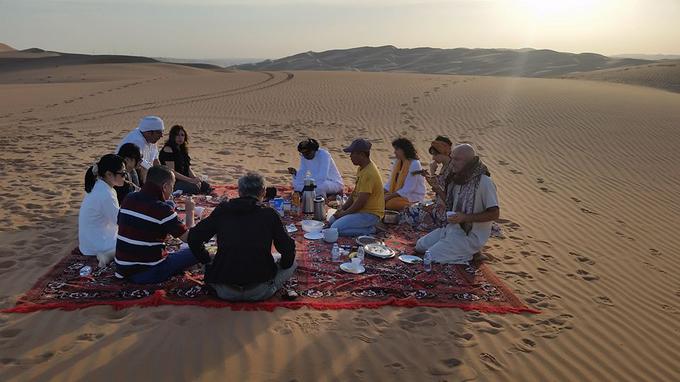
[3,185,538,314]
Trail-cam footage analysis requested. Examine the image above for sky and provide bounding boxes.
[1,0,679,59]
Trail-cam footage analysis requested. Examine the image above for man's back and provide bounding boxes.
[189,197,295,286]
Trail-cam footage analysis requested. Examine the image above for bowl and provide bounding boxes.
[301,220,324,233]
[383,210,400,225]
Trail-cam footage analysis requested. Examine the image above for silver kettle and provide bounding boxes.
[302,177,316,214]
[313,196,326,221]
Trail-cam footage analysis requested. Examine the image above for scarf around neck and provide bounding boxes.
[389,159,412,193]
[446,156,490,235]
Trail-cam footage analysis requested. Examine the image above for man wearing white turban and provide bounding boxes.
[116,116,165,183]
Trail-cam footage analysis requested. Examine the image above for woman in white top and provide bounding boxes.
[384,138,426,211]
[78,154,126,267]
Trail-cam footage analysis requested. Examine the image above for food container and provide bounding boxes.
[301,219,324,233]
[383,210,400,225]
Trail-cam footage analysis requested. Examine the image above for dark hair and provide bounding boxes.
[239,172,265,199]
[435,135,452,146]
[166,125,189,154]
[429,135,453,155]
[146,165,174,187]
[84,154,125,193]
[117,143,142,163]
[392,137,419,160]
[297,138,319,153]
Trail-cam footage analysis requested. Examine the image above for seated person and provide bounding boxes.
[114,143,142,204]
[329,139,384,237]
[159,124,212,195]
[384,137,426,211]
[78,154,126,267]
[288,138,344,197]
[114,165,204,284]
[188,172,296,302]
[116,115,164,184]
[415,144,499,264]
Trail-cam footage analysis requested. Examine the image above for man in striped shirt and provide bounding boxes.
[115,165,207,283]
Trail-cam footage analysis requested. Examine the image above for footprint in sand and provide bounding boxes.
[428,358,477,379]
[593,296,614,306]
[569,251,596,265]
[532,314,574,339]
[660,304,679,314]
[575,269,599,281]
[467,312,504,334]
[507,338,537,354]
[498,160,509,166]
[448,331,478,348]
[580,207,599,215]
[77,333,104,342]
[510,169,523,175]
[649,248,661,256]
[0,328,22,338]
[479,352,505,371]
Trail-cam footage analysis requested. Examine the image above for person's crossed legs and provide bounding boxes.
[130,248,199,284]
[328,212,380,237]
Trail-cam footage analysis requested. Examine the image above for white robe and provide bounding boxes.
[292,148,344,195]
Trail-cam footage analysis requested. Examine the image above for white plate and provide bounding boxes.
[364,243,396,259]
[304,232,324,240]
[340,262,366,274]
[398,254,423,264]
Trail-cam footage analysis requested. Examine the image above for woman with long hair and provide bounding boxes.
[159,124,212,194]
[78,154,126,267]
[383,137,426,211]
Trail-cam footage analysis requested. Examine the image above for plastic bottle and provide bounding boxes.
[357,246,365,265]
[331,243,340,262]
[79,265,92,277]
[291,193,301,216]
[423,250,432,272]
[336,194,343,208]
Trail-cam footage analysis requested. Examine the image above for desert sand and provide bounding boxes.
[1,61,679,381]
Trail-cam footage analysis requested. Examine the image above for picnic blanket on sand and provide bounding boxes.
[3,185,538,314]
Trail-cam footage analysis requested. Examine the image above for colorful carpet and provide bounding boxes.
[4,185,538,314]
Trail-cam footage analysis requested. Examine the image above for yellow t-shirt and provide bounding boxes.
[352,161,385,218]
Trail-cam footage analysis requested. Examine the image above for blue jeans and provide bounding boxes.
[329,212,380,237]
[129,248,199,284]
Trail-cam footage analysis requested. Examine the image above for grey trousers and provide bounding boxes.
[209,261,298,302]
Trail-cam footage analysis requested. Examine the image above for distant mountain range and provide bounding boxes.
[235,45,652,77]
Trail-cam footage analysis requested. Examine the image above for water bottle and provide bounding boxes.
[79,265,92,277]
[331,243,340,262]
[336,194,343,208]
[423,250,432,272]
[357,246,365,265]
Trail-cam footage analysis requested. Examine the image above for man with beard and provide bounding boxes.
[415,144,499,264]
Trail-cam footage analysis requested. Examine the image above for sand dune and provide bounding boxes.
[236,45,650,77]
[1,63,679,381]
[563,60,680,93]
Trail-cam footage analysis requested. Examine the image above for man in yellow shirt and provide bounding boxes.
[329,138,385,237]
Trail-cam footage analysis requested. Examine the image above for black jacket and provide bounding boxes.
[188,197,296,286]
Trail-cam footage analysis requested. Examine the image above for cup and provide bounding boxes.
[322,227,339,243]
[194,206,205,218]
[351,256,362,269]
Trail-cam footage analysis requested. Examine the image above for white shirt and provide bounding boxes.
[116,128,158,170]
[292,148,344,192]
[448,175,499,246]
[384,159,426,203]
[78,179,120,256]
